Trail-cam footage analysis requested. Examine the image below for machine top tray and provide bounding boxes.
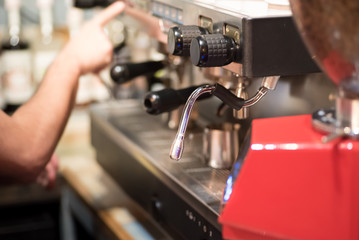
[195,0,291,17]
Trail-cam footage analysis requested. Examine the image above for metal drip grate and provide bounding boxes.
[106,104,230,213]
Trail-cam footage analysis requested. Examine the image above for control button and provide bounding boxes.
[171,8,177,20]
[158,3,164,15]
[190,33,241,67]
[164,5,170,18]
[151,196,163,222]
[151,2,158,13]
[177,10,183,23]
[167,25,208,56]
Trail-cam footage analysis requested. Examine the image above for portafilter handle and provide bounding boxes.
[144,85,212,115]
[110,61,165,84]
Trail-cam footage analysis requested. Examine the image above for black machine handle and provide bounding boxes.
[144,85,212,115]
[74,0,116,8]
[110,61,165,84]
[212,83,245,111]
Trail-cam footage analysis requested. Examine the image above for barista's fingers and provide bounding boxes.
[93,1,126,27]
[50,154,59,169]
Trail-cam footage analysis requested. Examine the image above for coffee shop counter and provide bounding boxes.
[57,107,170,240]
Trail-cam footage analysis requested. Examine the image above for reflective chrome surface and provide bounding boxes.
[242,76,279,108]
[336,94,359,136]
[90,100,230,222]
[170,85,216,160]
[203,123,240,169]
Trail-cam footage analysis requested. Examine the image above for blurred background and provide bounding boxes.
[0,1,143,240]
[0,0,68,25]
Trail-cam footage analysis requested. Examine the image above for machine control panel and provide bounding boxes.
[150,0,320,77]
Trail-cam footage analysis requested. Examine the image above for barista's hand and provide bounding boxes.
[36,154,59,189]
[63,1,126,74]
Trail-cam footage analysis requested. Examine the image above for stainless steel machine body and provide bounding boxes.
[152,0,319,77]
[91,0,337,239]
[91,100,226,239]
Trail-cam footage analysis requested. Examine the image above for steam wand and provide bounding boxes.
[170,76,279,160]
[242,76,279,107]
[170,85,214,160]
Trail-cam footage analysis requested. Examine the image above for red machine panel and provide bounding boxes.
[220,115,359,240]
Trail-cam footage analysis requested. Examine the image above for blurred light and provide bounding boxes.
[264,144,276,150]
[251,144,264,150]
[223,175,233,201]
[281,143,298,150]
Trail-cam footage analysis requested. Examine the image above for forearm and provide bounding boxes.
[0,48,80,181]
[15,48,81,155]
[0,1,125,183]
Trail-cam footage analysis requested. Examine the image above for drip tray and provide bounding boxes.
[90,100,228,239]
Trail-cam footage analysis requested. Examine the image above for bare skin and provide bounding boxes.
[0,2,126,185]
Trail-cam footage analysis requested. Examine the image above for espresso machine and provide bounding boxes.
[218,0,359,240]
[89,0,346,239]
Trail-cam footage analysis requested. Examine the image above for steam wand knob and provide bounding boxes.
[170,84,245,160]
[167,26,209,57]
[190,34,241,67]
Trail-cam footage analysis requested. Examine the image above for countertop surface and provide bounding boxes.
[57,106,170,240]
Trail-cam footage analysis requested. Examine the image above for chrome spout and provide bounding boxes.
[170,85,216,160]
[243,76,280,107]
[243,87,268,107]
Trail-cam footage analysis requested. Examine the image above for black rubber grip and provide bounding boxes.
[213,83,244,110]
[168,25,208,56]
[2,40,29,50]
[110,61,164,84]
[190,34,236,67]
[144,85,212,115]
[74,0,115,8]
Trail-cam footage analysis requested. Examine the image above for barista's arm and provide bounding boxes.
[0,1,125,183]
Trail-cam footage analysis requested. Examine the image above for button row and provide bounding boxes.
[185,209,214,238]
[151,1,183,24]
